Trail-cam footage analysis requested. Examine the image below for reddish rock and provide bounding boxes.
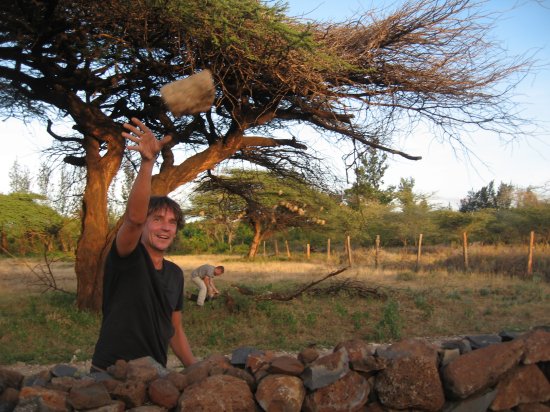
[374,353,445,411]
[108,359,128,380]
[268,355,305,376]
[110,379,147,408]
[349,355,386,376]
[298,347,320,365]
[101,377,121,393]
[0,387,19,409]
[126,357,161,383]
[177,374,256,411]
[303,371,369,412]
[204,353,234,375]
[181,353,232,386]
[516,403,550,412]
[180,359,210,384]
[377,338,439,364]
[334,339,374,363]
[442,337,524,399]
[18,386,68,412]
[0,367,24,390]
[246,350,275,373]
[490,364,550,410]
[165,370,189,391]
[147,378,180,409]
[68,382,112,410]
[255,374,305,412]
[224,366,257,391]
[521,329,550,364]
[363,402,386,412]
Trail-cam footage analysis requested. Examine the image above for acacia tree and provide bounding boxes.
[0,0,530,310]
[188,170,336,258]
[8,160,32,194]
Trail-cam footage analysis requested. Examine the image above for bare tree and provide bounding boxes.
[0,0,532,310]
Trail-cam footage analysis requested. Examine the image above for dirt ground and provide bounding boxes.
[0,254,330,296]
[0,257,78,295]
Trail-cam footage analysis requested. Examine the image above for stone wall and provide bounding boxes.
[1,328,549,411]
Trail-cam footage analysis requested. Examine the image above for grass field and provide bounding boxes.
[1,246,549,367]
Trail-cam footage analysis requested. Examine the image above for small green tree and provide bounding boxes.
[344,147,394,210]
[392,178,434,246]
[8,160,31,194]
[0,193,65,255]
[459,181,514,212]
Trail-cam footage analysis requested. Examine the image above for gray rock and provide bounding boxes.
[466,334,502,349]
[499,330,522,342]
[301,348,349,391]
[231,346,262,367]
[443,389,497,412]
[51,364,78,378]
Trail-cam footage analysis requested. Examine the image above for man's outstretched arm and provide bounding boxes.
[116,118,172,257]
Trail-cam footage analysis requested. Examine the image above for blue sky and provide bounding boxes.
[0,0,548,208]
[283,0,550,207]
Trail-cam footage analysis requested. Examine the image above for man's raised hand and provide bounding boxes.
[122,117,172,161]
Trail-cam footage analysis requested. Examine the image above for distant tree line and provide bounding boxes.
[1,158,548,258]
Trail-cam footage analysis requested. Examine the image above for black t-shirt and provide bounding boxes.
[92,242,184,369]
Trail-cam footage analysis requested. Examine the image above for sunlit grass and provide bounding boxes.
[1,245,549,366]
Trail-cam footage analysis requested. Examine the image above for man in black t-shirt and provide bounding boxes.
[92,118,196,370]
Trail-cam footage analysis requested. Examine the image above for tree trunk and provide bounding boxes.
[248,220,262,259]
[74,128,246,311]
[75,135,122,311]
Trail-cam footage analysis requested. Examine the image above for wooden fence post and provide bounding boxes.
[285,240,291,257]
[346,235,352,267]
[306,243,310,259]
[416,233,423,272]
[327,238,331,260]
[263,241,266,257]
[375,235,380,269]
[274,240,279,256]
[527,230,535,276]
[462,232,469,270]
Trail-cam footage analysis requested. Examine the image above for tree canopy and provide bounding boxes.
[187,169,342,257]
[0,0,532,310]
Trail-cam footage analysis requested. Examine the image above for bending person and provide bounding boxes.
[191,264,225,306]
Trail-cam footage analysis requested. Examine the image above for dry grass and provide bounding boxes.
[0,247,549,365]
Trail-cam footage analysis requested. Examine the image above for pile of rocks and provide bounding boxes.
[1,328,549,411]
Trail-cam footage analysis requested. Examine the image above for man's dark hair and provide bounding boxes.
[148,196,184,230]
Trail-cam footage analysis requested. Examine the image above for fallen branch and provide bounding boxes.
[238,266,350,302]
[308,278,387,300]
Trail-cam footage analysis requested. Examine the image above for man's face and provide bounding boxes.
[141,207,178,253]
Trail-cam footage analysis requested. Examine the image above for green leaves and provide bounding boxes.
[0,193,64,254]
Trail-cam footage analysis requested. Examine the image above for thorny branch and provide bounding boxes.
[0,245,71,294]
